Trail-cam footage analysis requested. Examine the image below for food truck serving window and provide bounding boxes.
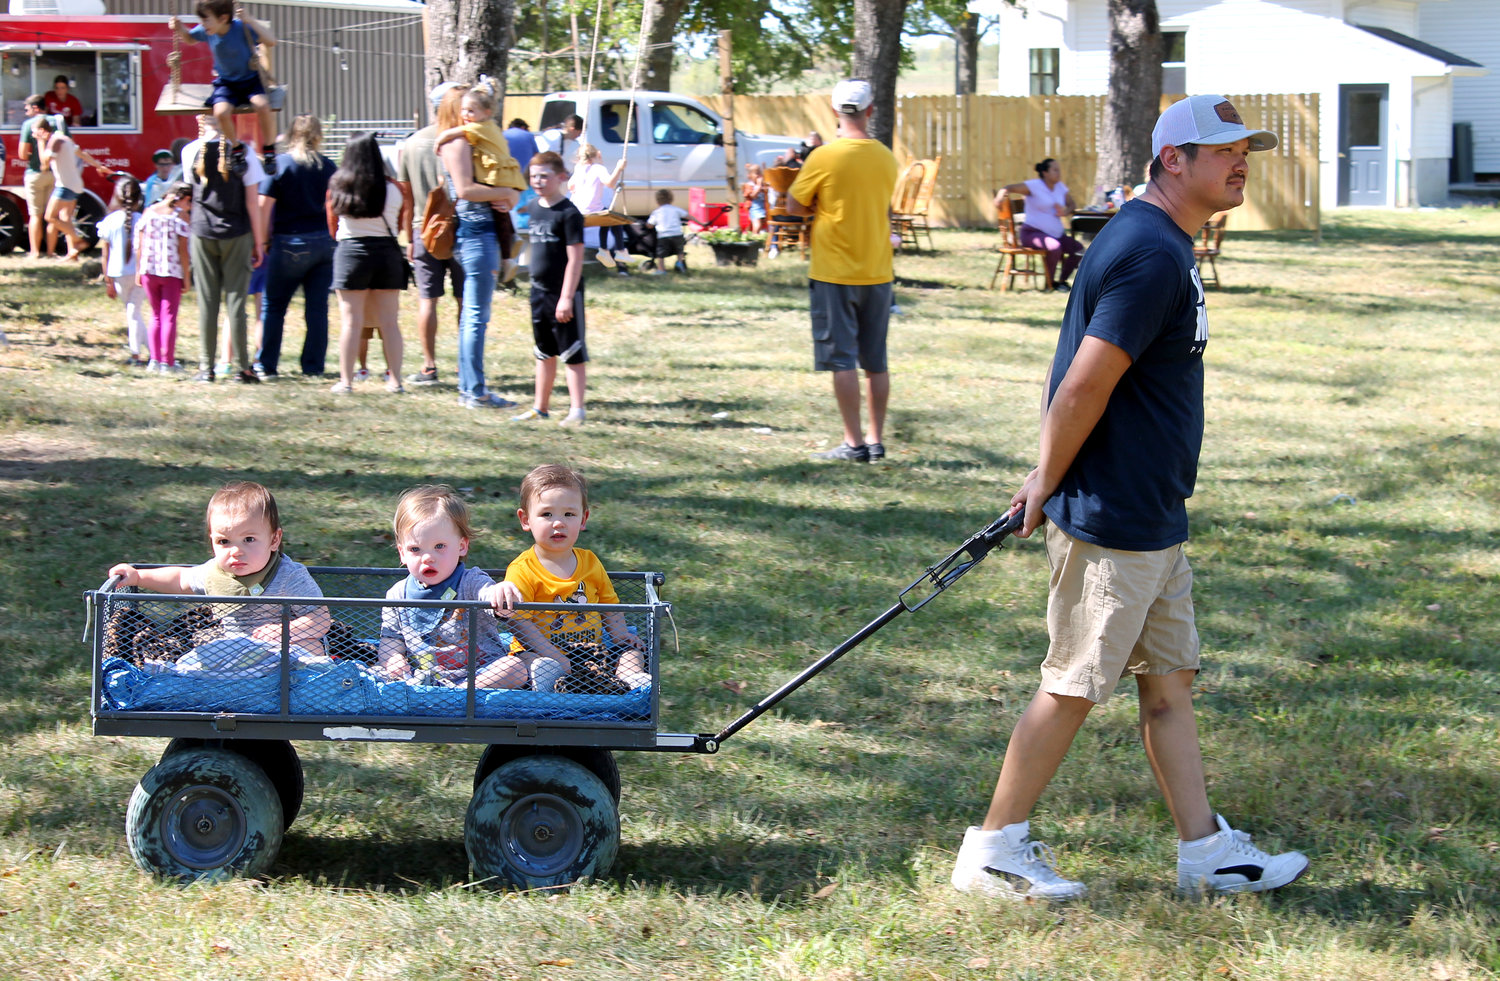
[1,47,139,129]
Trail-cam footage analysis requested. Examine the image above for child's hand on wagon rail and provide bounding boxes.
[479,581,525,616]
[108,563,141,587]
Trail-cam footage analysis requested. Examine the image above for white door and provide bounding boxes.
[647,100,730,205]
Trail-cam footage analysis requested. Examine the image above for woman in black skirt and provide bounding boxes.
[326,131,406,393]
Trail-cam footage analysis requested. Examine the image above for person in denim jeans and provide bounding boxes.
[436,86,521,410]
[258,115,338,377]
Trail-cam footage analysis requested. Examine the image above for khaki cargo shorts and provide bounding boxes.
[25,169,55,213]
[1040,522,1201,704]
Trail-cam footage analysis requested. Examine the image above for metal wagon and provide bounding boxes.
[85,512,1025,888]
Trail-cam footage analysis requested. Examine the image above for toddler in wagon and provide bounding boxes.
[486,464,650,691]
[107,481,330,675]
[377,484,563,690]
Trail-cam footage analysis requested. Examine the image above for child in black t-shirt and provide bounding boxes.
[512,151,588,427]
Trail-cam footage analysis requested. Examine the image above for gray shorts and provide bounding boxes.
[809,279,892,372]
[411,237,466,300]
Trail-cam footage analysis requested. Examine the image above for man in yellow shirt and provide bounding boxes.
[789,80,900,463]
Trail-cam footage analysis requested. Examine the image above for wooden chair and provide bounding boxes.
[892,157,941,251]
[889,161,925,249]
[1194,212,1229,288]
[763,165,811,255]
[990,194,1049,292]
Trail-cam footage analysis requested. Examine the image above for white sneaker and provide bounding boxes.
[558,408,586,427]
[951,823,1087,901]
[1177,814,1309,896]
[353,367,371,383]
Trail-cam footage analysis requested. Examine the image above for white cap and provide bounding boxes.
[1150,95,1278,158]
[831,79,874,115]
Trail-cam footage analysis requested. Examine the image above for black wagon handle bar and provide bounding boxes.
[708,507,1027,747]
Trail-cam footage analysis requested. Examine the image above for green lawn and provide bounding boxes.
[1,208,1497,980]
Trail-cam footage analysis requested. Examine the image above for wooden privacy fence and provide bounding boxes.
[701,93,1320,232]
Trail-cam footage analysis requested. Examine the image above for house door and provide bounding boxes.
[1339,84,1388,206]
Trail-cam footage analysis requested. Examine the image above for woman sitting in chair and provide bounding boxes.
[995,158,1084,293]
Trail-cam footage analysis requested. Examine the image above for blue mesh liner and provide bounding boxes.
[101,657,653,721]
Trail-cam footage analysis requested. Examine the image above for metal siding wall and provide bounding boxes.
[104,0,422,125]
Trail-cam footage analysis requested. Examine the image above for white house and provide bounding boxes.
[992,0,1490,208]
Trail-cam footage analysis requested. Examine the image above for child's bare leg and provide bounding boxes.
[563,361,586,415]
[533,356,557,413]
[210,102,233,135]
[250,95,274,149]
[475,655,529,689]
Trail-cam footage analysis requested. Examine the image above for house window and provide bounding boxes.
[1161,31,1186,95]
[1029,48,1059,95]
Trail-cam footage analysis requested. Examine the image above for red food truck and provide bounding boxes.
[2,10,202,253]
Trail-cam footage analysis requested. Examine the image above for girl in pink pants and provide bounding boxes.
[133,181,193,372]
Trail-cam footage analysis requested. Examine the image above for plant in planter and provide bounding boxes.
[700,229,766,267]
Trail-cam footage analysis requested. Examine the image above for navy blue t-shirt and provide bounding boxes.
[525,196,585,294]
[261,154,337,236]
[1041,199,1208,551]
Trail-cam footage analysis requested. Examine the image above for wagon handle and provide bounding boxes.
[709,507,1026,747]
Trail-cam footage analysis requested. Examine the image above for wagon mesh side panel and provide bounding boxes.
[94,569,662,729]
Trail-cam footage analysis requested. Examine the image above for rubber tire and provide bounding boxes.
[161,738,304,830]
[473,745,621,802]
[465,754,620,890]
[73,192,105,252]
[0,195,22,256]
[126,748,284,883]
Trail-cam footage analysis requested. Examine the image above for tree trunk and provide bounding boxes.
[632,0,691,90]
[1091,0,1161,204]
[424,0,515,103]
[852,0,909,147]
[953,12,979,96]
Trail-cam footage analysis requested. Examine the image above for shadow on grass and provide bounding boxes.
[6,424,1498,925]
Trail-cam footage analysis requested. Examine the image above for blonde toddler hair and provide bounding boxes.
[393,484,475,543]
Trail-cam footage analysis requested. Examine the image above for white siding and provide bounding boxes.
[1342,0,1421,34]
[1410,76,1452,157]
[995,0,1070,96]
[1421,0,1499,174]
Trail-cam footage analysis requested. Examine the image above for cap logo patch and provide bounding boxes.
[1214,101,1243,125]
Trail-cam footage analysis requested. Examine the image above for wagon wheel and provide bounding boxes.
[473,745,620,803]
[126,748,284,882]
[465,755,619,890]
[161,738,304,830]
[0,196,23,255]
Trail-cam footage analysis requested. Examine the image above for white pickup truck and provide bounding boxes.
[536,90,803,216]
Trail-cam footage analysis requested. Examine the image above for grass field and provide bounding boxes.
[1,208,1497,980]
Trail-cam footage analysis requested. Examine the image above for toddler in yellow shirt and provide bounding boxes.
[486,464,649,691]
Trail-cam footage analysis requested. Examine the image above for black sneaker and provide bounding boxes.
[811,442,870,463]
[252,362,276,381]
[228,142,248,176]
[261,150,277,177]
[193,368,215,384]
[1053,282,1071,293]
[867,442,886,461]
[235,369,261,384]
[406,365,440,386]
